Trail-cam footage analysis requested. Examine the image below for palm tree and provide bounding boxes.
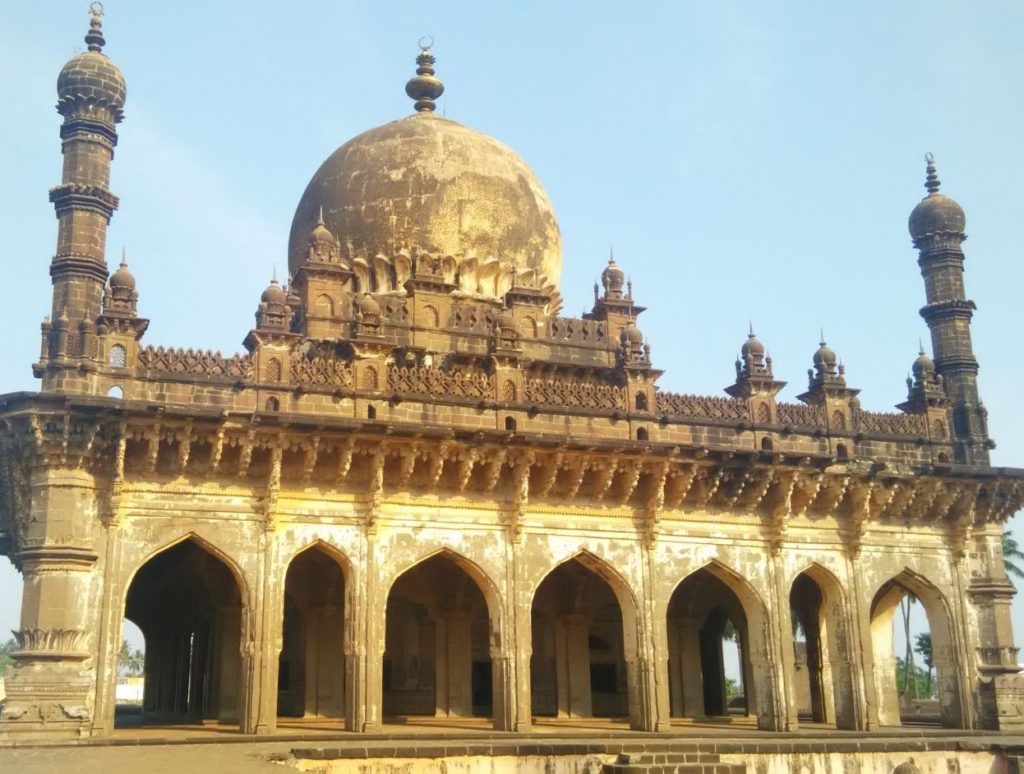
[900,593,918,699]
[1003,529,1024,582]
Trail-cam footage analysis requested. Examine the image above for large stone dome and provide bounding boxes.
[288,112,562,293]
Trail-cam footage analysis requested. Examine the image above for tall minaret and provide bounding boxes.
[909,154,990,465]
[42,3,126,385]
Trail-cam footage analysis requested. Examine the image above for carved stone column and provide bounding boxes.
[0,468,101,741]
[968,527,1024,730]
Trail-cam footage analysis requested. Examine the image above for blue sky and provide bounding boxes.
[1,2,1022,663]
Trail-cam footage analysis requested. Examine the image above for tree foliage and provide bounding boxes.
[1004,529,1024,582]
[0,637,16,673]
[118,639,144,677]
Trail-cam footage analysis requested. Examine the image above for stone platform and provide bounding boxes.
[2,721,1024,773]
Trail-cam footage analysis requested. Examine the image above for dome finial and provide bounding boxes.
[120,244,127,268]
[405,37,444,113]
[924,152,940,195]
[85,2,106,53]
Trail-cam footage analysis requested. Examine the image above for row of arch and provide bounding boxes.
[118,535,964,733]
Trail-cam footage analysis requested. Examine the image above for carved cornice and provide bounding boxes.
[0,396,1021,559]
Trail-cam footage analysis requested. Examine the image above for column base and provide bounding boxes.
[0,661,94,741]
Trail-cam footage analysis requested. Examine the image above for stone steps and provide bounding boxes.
[603,751,746,774]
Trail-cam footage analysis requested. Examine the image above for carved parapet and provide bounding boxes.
[977,646,1022,676]
[11,628,89,661]
[656,391,746,421]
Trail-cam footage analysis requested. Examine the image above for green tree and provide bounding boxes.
[117,639,144,677]
[914,632,934,696]
[895,657,931,701]
[0,637,16,673]
[1003,529,1024,582]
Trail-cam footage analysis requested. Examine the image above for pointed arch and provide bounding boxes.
[665,558,774,729]
[120,532,248,728]
[788,562,857,729]
[282,538,353,585]
[869,567,964,728]
[381,546,504,724]
[531,548,641,622]
[123,531,249,605]
[277,539,352,721]
[670,557,768,621]
[383,545,503,619]
[528,549,642,724]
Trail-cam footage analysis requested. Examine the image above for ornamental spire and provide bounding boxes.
[85,2,106,53]
[405,36,445,113]
[924,152,940,195]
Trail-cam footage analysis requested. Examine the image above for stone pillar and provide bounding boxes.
[490,647,515,731]
[0,468,101,741]
[561,613,591,717]
[511,601,533,731]
[442,611,473,716]
[967,527,1024,730]
[217,605,242,723]
[678,618,705,718]
[360,538,384,732]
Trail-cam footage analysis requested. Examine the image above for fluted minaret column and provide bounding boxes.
[43,5,126,384]
[909,155,989,465]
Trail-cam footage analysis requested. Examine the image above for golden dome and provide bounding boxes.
[287,111,562,297]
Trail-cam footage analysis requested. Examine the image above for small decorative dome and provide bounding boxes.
[109,256,135,290]
[813,339,836,367]
[261,279,286,304]
[741,328,765,358]
[908,154,965,240]
[601,254,625,291]
[496,307,515,330]
[56,4,126,122]
[357,293,381,317]
[912,345,935,377]
[622,321,644,345]
[309,207,338,246]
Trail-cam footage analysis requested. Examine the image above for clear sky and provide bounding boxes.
[1,2,1022,663]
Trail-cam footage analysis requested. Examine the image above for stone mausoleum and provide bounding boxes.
[2,5,1024,743]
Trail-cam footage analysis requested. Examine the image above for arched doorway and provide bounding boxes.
[530,557,630,720]
[667,566,758,722]
[122,538,244,728]
[277,545,347,721]
[870,571,962,728]
[789,567,857,728]
[382,553,496,724]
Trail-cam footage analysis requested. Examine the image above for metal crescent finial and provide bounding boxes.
[90,1,105,15]
[924,151,934,164]
[418,35,434,51]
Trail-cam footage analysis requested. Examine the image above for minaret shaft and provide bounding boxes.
[910,156,989,465]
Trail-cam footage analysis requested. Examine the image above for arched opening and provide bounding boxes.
[869,571,961,728]
[836,443,849,461]
[115,619,146,716]
[635,393,648,412]
[666,565,772,727]
[761,437,773,452]
[367,404,377,420]
[530,557,630,720]
[636,427,649,441]
[789,568,856,728]
[265,396,280,412]
[107,385,124,399]
[277,545,347,723]
[121,538,244,729]
[505,416,517,432]
[383,554,497,725]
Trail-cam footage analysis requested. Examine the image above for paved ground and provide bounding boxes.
[2,721,1022,774]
